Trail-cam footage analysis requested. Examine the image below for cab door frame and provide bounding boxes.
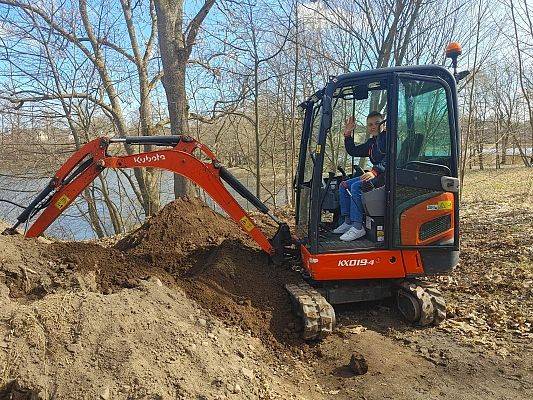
[389,71,460,252]
[309,74,393,253]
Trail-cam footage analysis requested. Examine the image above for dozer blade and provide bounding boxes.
[285,282,336,341]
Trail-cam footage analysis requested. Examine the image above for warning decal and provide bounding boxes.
[239,216,255,232]
[55,194,70,210]
[438,200,452,210]
[427,201,452,211]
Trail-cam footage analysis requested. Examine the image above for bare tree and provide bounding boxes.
[153,0,216,197]
[0,0,164,220]
[509,0,533,167]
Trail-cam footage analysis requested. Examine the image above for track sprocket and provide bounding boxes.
[397,280,446,326]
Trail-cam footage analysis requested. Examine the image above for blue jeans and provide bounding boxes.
[339,177,364,224]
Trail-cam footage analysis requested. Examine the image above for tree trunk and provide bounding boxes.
[153,0,215,198]
[254,60,261,198]
[511,134,532,168]
[83,188,105,238]
[510,1,533,167]
[495,117,500,169]
[165,61,193,197]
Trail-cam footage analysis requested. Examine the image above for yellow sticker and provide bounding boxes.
[438,200,452,210]
[55,194,70,210]
[239,216,255,232]
[315,144,322,154]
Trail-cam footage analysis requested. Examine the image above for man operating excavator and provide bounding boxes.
[333,111,387,241]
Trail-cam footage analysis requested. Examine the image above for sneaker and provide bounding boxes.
[333,222,352,234]
[340,226,366,241]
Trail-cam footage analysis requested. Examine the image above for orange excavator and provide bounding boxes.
[5,44,467,340]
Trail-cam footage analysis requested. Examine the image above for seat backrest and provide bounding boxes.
[398,133,424,167]
[362,186,386,216]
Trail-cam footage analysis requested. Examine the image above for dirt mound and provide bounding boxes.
[44,198,303,349]
[44,197,246,293]
[0,279,320,399]
[177,240,303,347]
[0,225,68,301]
[0,212,322,399]
[115,197,246,261]
[45,242,174,294]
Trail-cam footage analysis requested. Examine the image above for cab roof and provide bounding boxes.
[300,64,455,108]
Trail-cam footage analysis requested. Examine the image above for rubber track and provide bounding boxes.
[285,282,336,340]
[398,280,447,326]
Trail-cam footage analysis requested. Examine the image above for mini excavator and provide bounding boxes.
[5,44,466,340]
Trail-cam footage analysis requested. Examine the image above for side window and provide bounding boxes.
[303,101,322,182]
[326,85,387,174]
[397,79,452,172]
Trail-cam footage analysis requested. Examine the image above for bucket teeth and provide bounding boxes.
[286,282,336,341]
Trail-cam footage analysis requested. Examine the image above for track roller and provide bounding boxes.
[396,280,446,326]
[285,282,336,340]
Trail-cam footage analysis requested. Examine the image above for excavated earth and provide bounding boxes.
[46,198,303,348]
[0,167,532,399]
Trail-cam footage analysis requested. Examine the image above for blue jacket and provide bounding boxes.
[344,131,387,177]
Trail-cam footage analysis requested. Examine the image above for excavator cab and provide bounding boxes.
[294,65,460,291]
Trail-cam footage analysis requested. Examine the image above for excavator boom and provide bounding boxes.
[8,135,293,263]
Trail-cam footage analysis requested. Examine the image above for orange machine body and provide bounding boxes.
[297,191,454,281]
[300,247,425,281]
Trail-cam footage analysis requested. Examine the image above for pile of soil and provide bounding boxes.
[0,217,321,399]
[45,197,303,348]
[115,197,247,268]
[0,221,72,301]
[176,240,302,347]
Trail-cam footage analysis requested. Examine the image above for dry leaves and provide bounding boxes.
[435,167,533,355]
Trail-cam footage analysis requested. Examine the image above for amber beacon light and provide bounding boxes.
[446,42,462,78]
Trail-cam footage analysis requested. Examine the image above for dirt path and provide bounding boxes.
[0,167,531,399]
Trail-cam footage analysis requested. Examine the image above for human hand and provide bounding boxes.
[340,181,349,189]
[360,171,376,181]
[343,116,356,137]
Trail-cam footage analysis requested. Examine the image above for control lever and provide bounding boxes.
[337,166,347,178]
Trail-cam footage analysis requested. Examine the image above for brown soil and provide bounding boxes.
[114,197,246,265]
[0,168,531,399]
[175,240,303,347]
[0,220,320,399]
[45,198,304,349]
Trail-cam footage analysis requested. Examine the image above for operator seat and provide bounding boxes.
[362,133,425,217]
[362,186,385,216]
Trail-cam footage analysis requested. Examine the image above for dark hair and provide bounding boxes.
[367,111,383,119]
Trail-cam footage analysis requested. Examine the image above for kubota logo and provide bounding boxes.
[133,153,166,163]
[338,258,375,267]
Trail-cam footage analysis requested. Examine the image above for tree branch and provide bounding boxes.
[184,0,216,56]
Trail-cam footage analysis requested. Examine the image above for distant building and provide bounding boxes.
[298,1,360,33]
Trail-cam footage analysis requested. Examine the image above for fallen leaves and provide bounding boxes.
[434,168,533,356]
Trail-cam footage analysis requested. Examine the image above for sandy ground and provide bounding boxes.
[0,166,531,399]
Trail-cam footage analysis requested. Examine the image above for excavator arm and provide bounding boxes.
[7,135,293,263]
